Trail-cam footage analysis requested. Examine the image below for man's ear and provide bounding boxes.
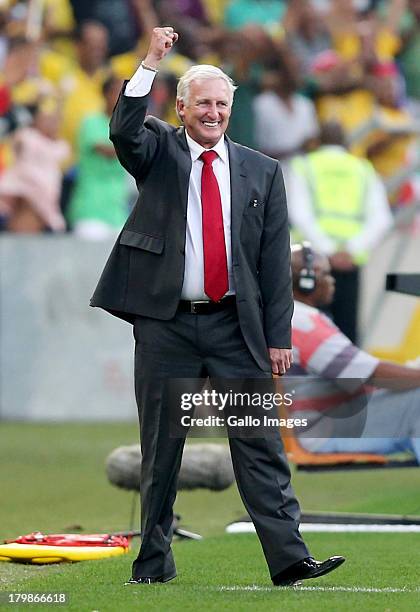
[176,97,185,121]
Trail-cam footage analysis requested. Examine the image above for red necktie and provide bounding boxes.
[200,150,228,302]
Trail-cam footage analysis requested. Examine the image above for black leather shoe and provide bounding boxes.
[124,574,176,585]
[272,556,345,586]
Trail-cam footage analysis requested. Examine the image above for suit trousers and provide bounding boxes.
[131,304,309,580]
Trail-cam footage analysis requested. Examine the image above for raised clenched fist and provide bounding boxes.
[143,27,179,68]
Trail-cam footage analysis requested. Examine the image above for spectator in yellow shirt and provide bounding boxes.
[58,21,109,160]
[364,63,420,207]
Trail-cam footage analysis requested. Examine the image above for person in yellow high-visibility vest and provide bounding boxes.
[287,122,393,343]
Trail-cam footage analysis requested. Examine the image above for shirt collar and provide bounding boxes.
[321,145,346,153]
[185,131,228,164]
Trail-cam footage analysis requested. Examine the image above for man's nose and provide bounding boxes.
[206,103,219,119]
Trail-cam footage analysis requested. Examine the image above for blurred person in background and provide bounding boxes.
[79,0,139,57]
[155,0,233,66]
[364,61,420,208]
[157,0,211,37]
[396,0,420,119]
[1,35,53,111]
[253,55,319,164]
[39,0,75,53]
[0,36,35,171]
[56,20,110,216]
[223,24,280,148]
[0,97,69,232]
[329,0,402,65]
[67,75,131,240]
[289,244,420,463]
[0,7,8,67]
[284,0,332,86]
[287,121,393,343]
[59,20,110,156]
[224,0,287,31]
[311,0,407,155]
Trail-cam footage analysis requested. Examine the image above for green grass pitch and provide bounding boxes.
[0,423,419,611]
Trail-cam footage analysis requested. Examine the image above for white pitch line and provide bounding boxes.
[301,524,420,533]
[220,586,420,593]
[226,523,420,534]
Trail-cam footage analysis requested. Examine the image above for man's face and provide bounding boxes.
[176,78,232,148]
[313,256,335,307]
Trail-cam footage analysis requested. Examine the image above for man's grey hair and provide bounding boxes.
[176,64,237,120]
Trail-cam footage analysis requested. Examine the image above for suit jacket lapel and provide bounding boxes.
[227,137,247,259]
[175,127,192,215]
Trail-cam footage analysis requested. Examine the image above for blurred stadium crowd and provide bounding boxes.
[0,0,419,241]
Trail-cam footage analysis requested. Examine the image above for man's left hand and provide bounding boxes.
[269,348,293,376]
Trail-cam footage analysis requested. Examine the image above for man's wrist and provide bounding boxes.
[141,57,159,72]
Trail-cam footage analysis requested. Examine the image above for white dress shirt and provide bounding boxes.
[253,90,319,156]
[125,65,234,300]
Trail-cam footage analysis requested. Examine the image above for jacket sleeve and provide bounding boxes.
[109,80,170,181]
[258,162,294,348]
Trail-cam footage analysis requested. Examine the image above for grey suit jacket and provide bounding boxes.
[90,83,293,370]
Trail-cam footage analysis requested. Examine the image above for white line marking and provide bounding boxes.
[226,523,420,534]
[300,524,420,533]
[220,586,420,593]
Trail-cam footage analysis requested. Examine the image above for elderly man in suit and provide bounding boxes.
[91,27,344,586]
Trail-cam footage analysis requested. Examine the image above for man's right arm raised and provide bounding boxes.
[109,27,178,179]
